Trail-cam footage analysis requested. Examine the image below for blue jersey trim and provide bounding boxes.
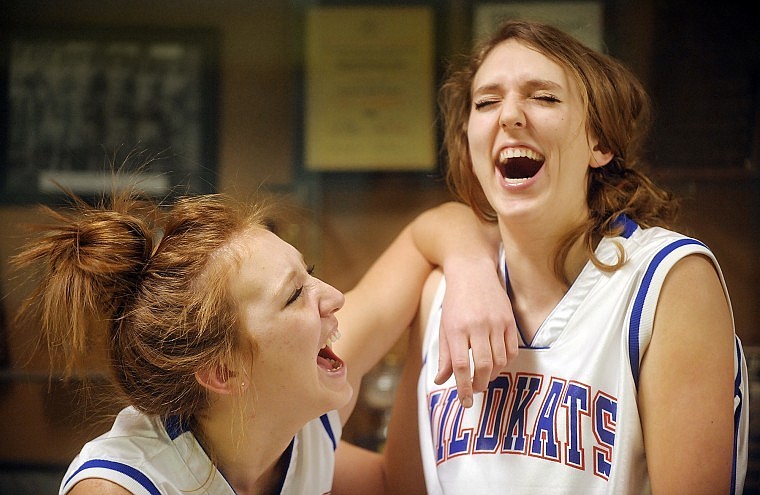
[614,214,638,239]
[508,215,637,349]
[164,415,189,441]
[64,459,161,495]
[320,414,337,450]
[731,337,744,495]
[274,440,295,494]
[628,238,706,389]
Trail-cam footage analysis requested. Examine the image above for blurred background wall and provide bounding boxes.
[0,0,758,492]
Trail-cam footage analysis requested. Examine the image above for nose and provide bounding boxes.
[319,280,345,316]
[498,96,525,129]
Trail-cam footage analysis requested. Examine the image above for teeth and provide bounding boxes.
[504,177,531,185]
[320,330,341,349]
[499,147,542,163]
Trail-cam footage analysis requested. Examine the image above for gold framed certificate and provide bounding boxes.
[304,6,436,172]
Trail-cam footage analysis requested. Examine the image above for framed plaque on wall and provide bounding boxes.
[304,6,437,172]
[1,27,220,204]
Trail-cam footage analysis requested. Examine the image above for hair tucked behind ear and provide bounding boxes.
[13,188,272,425]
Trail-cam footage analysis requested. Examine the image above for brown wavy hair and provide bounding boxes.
[13,189,270,429]
[440,20,677,281]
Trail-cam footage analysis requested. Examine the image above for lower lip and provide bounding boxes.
[319,361,347,379]
[497,166,542,188]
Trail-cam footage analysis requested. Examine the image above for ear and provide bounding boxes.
[589,142,614,169]
[195,365,237,395]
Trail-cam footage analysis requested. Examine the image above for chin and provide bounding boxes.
[327,381,354,411]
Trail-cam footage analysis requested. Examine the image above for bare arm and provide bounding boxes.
[68,479,134,495]
[336,271,438,495]
[333,218,433,425]
[332,202,508,492]
[381,270,440,495]
[414,202,517,407]
[332,441,385,495]
[333,201,509,423]
[639,254,735,493]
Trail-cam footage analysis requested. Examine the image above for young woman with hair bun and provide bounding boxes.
[13,188,511,495]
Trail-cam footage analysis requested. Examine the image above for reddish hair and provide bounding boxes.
[13,190,271,426]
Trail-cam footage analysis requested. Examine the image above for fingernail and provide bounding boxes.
[462,396,473,408]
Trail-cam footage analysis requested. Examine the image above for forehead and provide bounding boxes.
[473,39,573,89]
[227,228,303,300]
[233,228,301,273]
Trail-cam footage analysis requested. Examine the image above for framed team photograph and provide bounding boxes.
[0,27,220,204]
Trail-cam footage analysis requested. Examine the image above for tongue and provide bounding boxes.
[317,354,334,370]
[317,346,343,371]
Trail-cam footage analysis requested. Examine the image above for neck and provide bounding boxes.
[498,218,590,342]
[196,398,301,495]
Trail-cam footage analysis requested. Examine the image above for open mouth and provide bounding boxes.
[317,331,344,372]
[497,147,545,180]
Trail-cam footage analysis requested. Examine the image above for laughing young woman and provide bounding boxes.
[13,189,511,495]
[384,20,749,494]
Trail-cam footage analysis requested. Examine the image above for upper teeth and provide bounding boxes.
[499,147,542,163]
[321,330,341,349]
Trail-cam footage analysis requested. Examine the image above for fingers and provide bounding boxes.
[435,327,453,385]
[469,334,494,395]
[437,322,521,409]
[451,351,474,409]
[436,329,474,408]
[488,330,508,383]
[491,316,519,382]
[443,324,521,409]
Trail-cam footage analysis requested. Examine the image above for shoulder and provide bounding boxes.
[619,226,720,282]
[78,407,169,457]
[628,226,724,299]
[624,225,701,257]
[67,478,134,495]
[658,252,728,318]
[61,408,189,495]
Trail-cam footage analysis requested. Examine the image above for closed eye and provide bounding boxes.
[285,264,315,307]
[532,93,561,103]
[473,97,500,110]
[286,286,302,306]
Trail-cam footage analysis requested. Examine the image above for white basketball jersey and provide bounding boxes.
[418,220,748,494]
[59,406,341,495]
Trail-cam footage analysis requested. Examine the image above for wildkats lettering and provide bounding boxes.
[427,373,617,480]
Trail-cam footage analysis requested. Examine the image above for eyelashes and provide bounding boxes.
[285,264,316,307]
[286,286,303,306]
[472,93,561,110]
[474,98,499,110]
[533,94,560,103]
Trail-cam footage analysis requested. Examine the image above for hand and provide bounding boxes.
[435,269,518,408]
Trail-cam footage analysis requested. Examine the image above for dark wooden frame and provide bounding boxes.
[0,27,220,204]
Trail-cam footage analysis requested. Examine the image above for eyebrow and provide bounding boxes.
[472,78,563,96]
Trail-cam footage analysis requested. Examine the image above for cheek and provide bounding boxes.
[467,132,491,169]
